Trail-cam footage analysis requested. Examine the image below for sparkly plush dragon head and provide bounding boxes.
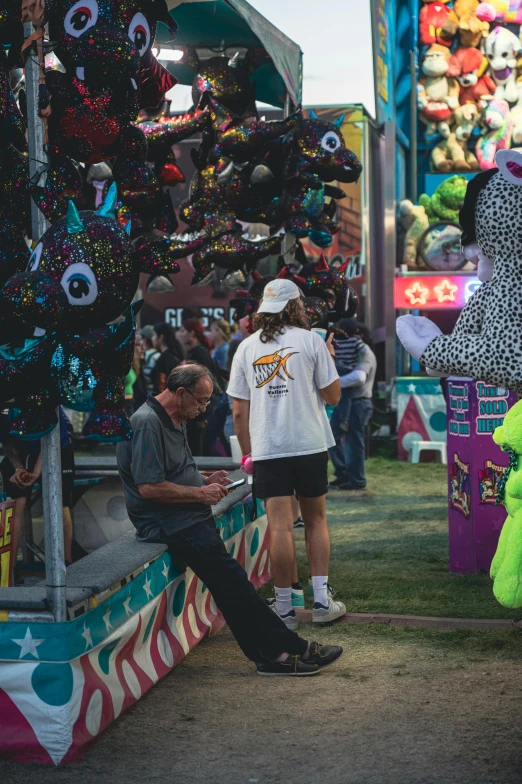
[0,184,182,336]
[297,255,359,320]
[187,49,267,117]
[46,0,177,88]
[296,112,363,184]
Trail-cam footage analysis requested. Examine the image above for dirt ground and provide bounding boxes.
[2,622,522,784]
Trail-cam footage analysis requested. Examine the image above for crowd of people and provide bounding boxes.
[124,310,376,475]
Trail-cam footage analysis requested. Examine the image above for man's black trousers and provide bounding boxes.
[160,519,308,664]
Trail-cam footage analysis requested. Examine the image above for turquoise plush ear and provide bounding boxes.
[66,201,84,234]
[95,181,118,218]
[124,220,132,236]
[309,109,318,119]
[334,114,346,128]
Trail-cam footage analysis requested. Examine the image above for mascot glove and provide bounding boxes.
[396,314,443,361]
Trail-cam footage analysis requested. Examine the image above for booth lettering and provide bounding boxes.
[448,382,470,437]
[475,382,509,436]
[165,307,229,329]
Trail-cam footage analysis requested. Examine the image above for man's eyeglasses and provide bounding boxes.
[184,388,211,408]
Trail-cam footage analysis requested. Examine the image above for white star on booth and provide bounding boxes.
[408,384,416,393]
[161,561,170,584]
[123,596,133,617]
[82,622,93,651]
[13,627,44,660]
[103,608,113,633]
[144,577,153,600]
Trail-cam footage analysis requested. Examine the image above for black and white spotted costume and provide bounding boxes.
[397,150,522,393]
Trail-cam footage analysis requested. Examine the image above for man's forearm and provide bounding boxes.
[232,403,251,456]
[339,369,367,389]
[3,443,23,469]
[138,481,203,504]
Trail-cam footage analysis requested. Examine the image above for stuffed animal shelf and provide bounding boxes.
[396,149,522,393]
[490,400,522,608]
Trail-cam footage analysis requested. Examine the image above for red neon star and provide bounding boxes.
[405,281,429,306]
[434,279,458,303]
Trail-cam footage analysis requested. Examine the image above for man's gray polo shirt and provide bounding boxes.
[116,397,213,541]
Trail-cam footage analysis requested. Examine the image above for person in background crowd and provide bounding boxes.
[140,326,160,395]
[1,406,76,577]
[331,318,366,434]
[124,340,148,417]
[177,319,217,454]
[229,279,346,630]
[209,319,232,371]
[151,323,183,395]
[328,324,377,491]
[223,337,243,447]
[177,318,214,370]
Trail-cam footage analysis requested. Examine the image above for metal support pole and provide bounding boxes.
[23,21,66,621]
[409,49,418,203]
[282,92,296,268]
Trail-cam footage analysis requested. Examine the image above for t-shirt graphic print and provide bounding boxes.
[227,327,338,461]
[253,348,299,389]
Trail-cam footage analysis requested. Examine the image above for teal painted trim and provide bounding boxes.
[397,376,444,395]
[0,498,263,663]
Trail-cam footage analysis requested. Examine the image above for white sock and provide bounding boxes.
[312,576,328,607]
[275,587,292,616]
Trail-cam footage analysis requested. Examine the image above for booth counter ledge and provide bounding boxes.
[0,489,268,765]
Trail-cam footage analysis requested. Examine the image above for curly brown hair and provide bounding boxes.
[253,299,310,343]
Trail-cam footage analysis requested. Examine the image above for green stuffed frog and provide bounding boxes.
[490,400,522,608]
[418,175,468,224]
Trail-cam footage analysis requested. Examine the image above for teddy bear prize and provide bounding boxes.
[398,0,522,269]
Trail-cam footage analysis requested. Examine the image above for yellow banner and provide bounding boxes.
[0,502,15,588]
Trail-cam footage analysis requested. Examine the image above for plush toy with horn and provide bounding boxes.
[295,254,359,320]
[0,185,188,439]
[397,149,522,391]
[245,112,362,249]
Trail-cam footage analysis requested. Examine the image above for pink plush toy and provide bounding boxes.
[241,455,255,475]
[476,98,513,169]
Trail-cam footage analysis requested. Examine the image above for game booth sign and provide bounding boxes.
[447,380,515,574]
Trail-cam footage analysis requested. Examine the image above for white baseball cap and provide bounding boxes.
[257,279,302,314]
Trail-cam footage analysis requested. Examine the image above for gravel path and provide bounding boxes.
[2,623,522,784]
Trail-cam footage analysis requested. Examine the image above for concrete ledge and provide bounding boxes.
[295,609,517,630]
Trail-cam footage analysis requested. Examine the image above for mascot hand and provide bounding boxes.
[396,314,442,361]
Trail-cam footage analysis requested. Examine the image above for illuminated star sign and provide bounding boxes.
[405,281,429,306]
[434,279,458,303]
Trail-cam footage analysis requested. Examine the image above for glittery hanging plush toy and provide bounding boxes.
[290,254,359,321]
[0,184,190,440]
[244,111,362,249]
[37,0,208,258]
[178,50,301,283]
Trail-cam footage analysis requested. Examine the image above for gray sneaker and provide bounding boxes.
[312,597,346,624]
[271,604,298,630]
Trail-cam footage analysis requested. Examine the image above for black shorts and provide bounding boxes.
[254,451,329,499]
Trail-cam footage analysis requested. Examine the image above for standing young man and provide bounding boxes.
[228,280,346,629]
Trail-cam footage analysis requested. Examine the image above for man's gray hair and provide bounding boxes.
[166,363,213,393]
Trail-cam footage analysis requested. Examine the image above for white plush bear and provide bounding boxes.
[484,26,521,104]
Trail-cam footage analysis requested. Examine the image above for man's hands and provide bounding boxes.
[199,483,229,504]
[204,470,230,487]
[326,332,336,358]
[9,467,39,489]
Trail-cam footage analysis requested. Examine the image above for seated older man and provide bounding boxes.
[116,363,343,677]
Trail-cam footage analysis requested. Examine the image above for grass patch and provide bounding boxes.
[262,458,518,621]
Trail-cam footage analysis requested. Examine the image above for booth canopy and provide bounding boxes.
[162,0,302,108]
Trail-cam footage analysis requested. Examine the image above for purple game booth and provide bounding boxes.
[447,377,515,574]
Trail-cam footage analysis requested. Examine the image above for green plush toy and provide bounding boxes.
[418,175,468,224]
[490,400,522,608]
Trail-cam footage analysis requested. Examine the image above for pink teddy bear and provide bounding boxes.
[476,98,513,170]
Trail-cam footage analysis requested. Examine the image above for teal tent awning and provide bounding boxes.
[162,0,302,108]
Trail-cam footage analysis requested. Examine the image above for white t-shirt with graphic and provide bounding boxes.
[227,326,339,461]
